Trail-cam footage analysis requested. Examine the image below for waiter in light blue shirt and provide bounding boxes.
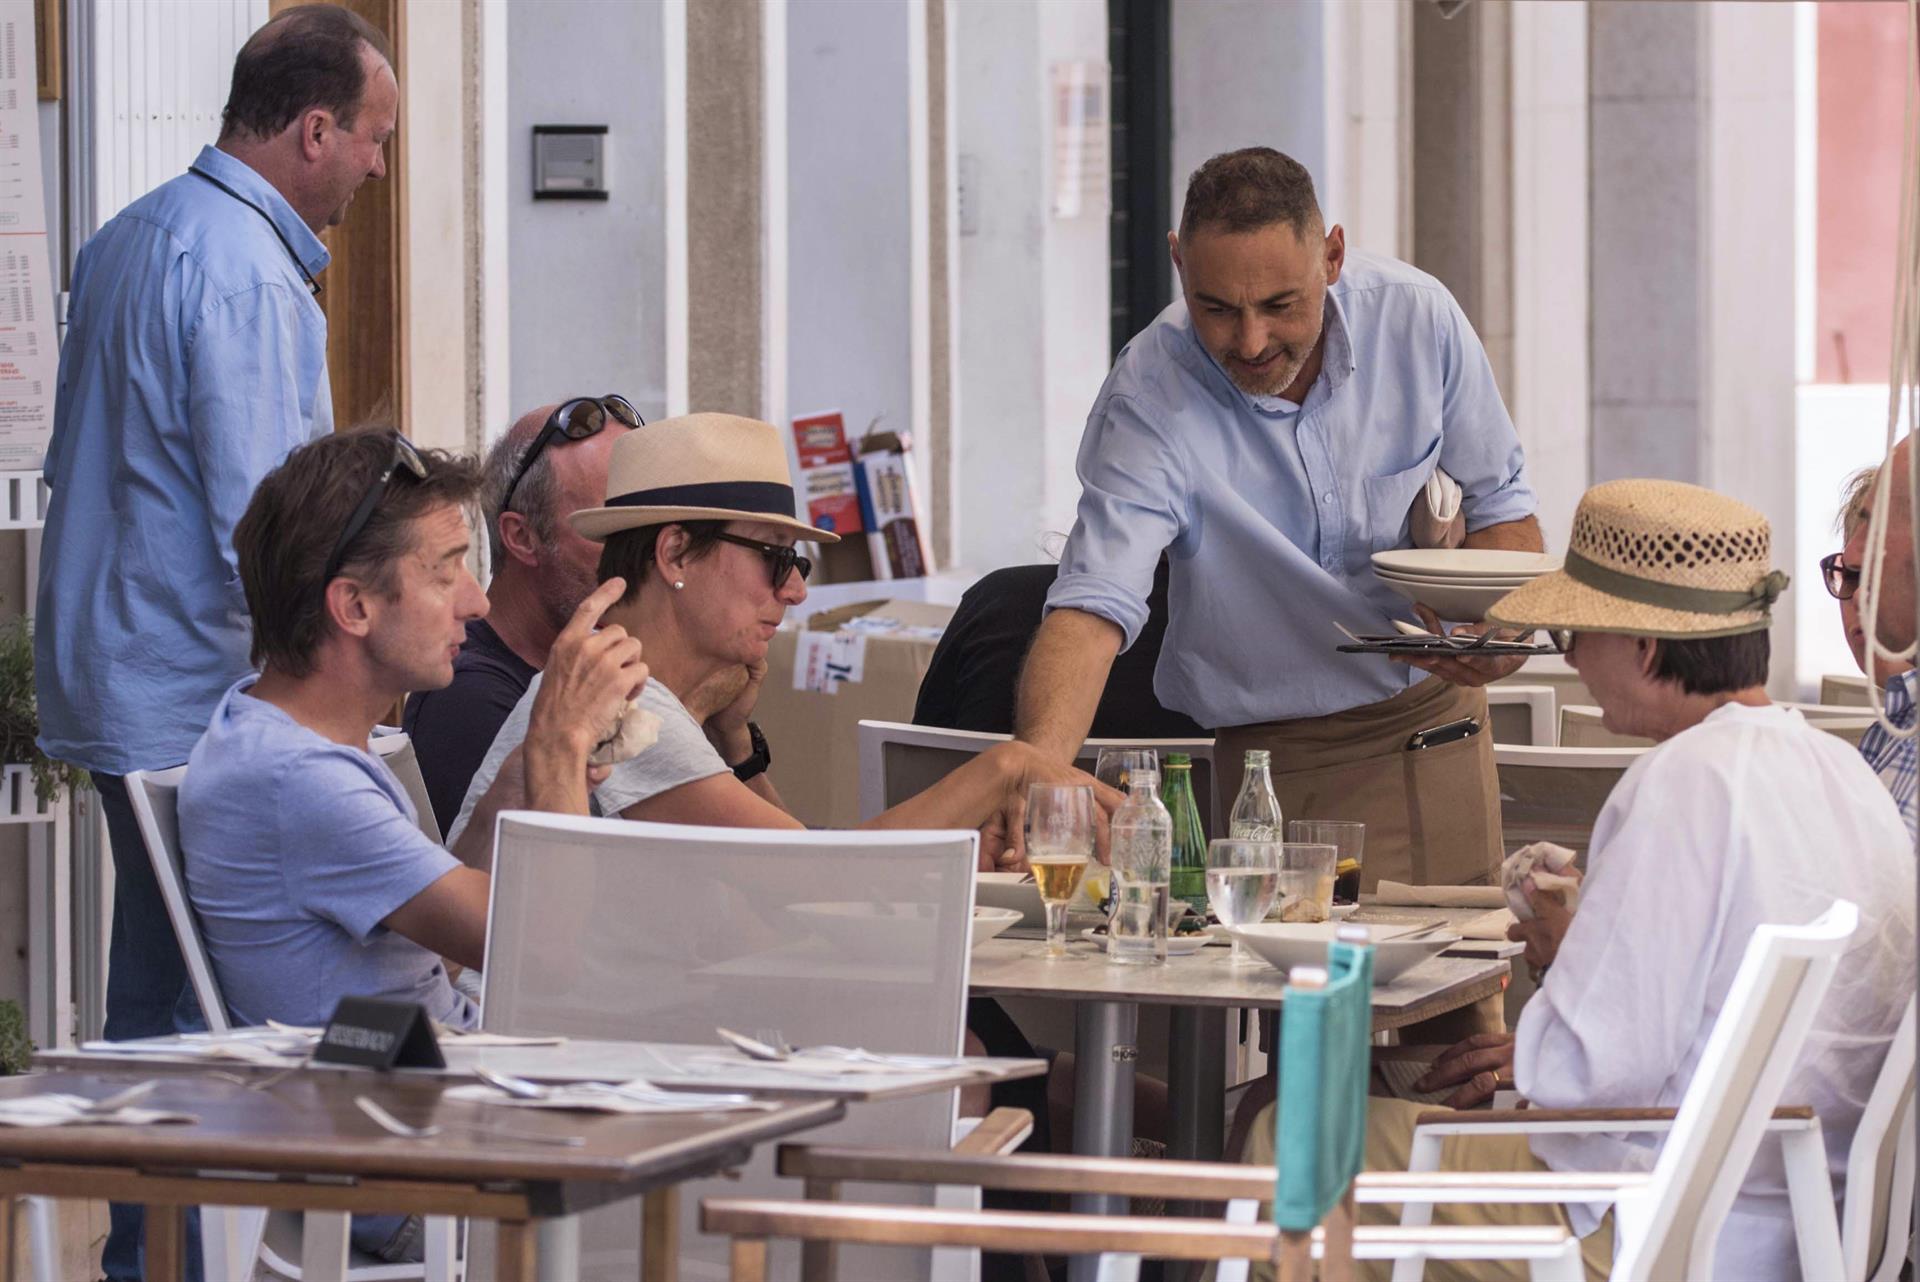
[34,8,396,1276]
[1017,148,1544,891]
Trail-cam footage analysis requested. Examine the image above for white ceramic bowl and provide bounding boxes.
[971,906,1023,948]
[1371,549,1563,579]
[975,872,1044,928]
[1373,575,1521,623]
[1227,922,1457,984]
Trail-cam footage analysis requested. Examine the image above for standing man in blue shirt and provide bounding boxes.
[34,7,395,1275]
[1017,148,1542,890]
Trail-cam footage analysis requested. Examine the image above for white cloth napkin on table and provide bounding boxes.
[1499,841,1582,921]
[440,1082,774,1114]
[0,1095,196,1128]
[1372,881,1506,909]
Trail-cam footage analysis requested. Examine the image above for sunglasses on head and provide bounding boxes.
[322,433,429,586]
[501,394,644,514]
[711,531,812,591]
[1821,552,1861,601]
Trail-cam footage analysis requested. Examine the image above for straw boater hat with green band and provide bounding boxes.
[1485,479,1789,639]
[569,412,841,544]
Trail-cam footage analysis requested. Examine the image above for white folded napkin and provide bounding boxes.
[1371,881,1506,909]
[440,1081,773,1114]
[1455,907,1519,941]
[0,1094,196,1128]
[1500,842,1582,921]
[1410,468,1466,549]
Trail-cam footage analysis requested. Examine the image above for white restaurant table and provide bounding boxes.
[968,909,1511,1282]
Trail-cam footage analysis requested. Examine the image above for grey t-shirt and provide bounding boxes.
[448,676,729,846]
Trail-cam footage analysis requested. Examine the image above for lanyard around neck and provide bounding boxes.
[188,166,323,299]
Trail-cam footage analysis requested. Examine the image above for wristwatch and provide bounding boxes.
[731,722,771,782]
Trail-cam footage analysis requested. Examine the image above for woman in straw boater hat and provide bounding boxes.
[449,412,1115,859]
[1243,479,1915,1282]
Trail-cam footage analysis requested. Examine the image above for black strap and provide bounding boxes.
[188,167,322,298]
[607,480,796,518]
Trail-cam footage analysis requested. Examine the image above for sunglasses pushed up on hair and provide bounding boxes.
[501,394,645,514]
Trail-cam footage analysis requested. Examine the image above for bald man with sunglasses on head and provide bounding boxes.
[403,396,638,834]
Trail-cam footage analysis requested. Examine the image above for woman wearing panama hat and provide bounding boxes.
[1257,479,1914,1282]
[450,413,1116,859]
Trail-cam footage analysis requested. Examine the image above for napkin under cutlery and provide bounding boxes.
[440,1081,774,1113]
[0,1094,196,1128]
[1371,881,1506,910]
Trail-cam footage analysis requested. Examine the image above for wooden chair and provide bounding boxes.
[704,938,1586,1282]
[1390,900,1865,1281]
[125,749,455,1282]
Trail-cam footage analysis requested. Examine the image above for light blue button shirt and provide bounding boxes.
[37,146,333,774]
[1048,250,1536,729]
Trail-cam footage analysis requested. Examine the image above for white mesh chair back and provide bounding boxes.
[857,718,1217,828]
[123,765,228,1033]
[481,811,981,1281]
[369,729,442,845]
[1843,996,1918,1282]
[1484,685,1556,746]
[1821,674,1874,707]
[1615,900,1859,1281]
[1491,743,1642,860]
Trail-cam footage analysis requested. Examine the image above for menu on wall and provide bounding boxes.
[0,0,56,471]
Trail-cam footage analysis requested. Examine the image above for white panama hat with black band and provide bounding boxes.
[568,412,841,544]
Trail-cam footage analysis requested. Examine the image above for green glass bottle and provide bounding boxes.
[1161,753,1209,916]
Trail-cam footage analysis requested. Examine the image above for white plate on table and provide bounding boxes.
[1226,922,1458,983]
[971,906,1023,947]
[1079,927,1209,956]
[1371,550,1562,579]
[976,872,1045,928]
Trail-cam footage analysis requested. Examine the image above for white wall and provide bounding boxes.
[785,0,912,459]
[1170,0,1327,233]
[952,0,1109,572]
[506,0,668,425]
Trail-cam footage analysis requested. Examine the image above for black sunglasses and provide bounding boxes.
[322,433,429,585]
[1821,552,1861,601]
[711,532,812,591]
[501,394,644,515]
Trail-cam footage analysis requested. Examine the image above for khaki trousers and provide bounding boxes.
[1216,678,1504,891]
[1240,1097,1615,1282]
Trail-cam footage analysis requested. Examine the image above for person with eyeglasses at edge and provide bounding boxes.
[401,396,639,836]
[447,414,1118,878]
[1827,439,1918,837]
[31,9,395,1277]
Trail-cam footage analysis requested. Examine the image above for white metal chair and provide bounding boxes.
[1495,655,1593,722]
[1485,685,1558,747]
[1388,900,1865,1281]
[1492,743,1644,860]
[125,742,456,1282]
[856,719,1218,828]
[480,811,995,1281]
[371,728,443,845]
[1821,673,1874,707]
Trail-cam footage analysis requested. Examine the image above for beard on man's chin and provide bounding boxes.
[1227,348,1309,398]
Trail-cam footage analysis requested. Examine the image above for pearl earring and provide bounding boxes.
[673,580,685,591]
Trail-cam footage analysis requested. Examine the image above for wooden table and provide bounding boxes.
[0,1065,842,1282]
[969,919,1510,1282]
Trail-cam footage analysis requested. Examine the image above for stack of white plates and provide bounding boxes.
[1370,549,1561,622]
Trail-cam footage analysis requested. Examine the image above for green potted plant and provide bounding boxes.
[0,616,84,804]
[0,998,31,1075]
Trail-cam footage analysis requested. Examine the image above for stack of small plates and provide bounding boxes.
[1371,549,1562,622]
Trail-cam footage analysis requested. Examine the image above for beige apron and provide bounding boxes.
[1215,677,1503,890]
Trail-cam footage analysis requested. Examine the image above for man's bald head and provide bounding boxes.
[481,405,560,568]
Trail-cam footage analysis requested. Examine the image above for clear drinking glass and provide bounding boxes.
[1274,842,1338,923]
[1026,783,1095,959]
[1206,838,1281,965]
[1287,820,1366,904]
[1087,749,1156,911]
